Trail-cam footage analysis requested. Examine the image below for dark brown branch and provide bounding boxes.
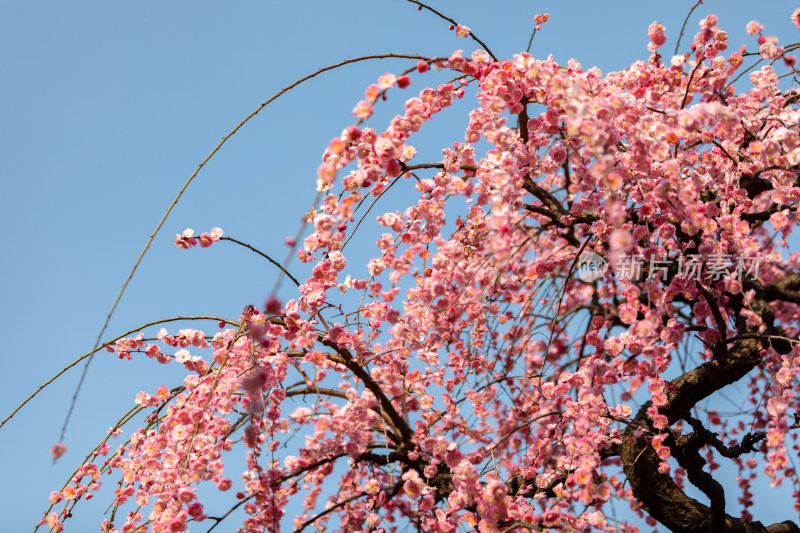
[400,162,478,173]
[522,177,597,226]
[681,55,705,109]
[744,274,800,306]
[674,0,704,56]
[523,204,567,225]
[682,415,765,459]
[319,338,415,448]
[696,282,729,359]
[285,385,401,442]
[501,521,543,532]
[518,99,530,144]
[620,298,798,533]
[668,427,728,530]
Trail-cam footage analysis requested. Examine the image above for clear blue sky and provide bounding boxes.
[2,1,799,531]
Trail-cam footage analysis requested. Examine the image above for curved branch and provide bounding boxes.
[405,0,498,61]
[1,316,236,431]
[205,494,252,533]
[60,52,437,442]
[220,236,300,287]
[674,0,704,56]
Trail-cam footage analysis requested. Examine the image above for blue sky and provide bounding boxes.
[2,1,800,531]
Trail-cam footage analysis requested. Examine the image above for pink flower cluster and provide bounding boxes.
[174,227,223,249]
[533,13,549,31]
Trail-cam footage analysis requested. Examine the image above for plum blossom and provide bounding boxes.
[648,21,667,51]
[747,20,764,35]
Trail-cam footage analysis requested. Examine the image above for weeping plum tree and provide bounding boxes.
[17,4,800,532]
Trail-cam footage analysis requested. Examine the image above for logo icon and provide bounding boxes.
[576,252,608,282]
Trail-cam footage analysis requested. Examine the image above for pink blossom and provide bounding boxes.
[760,36,780,59]
[746,20,764,35]
[352,100,373,119]
[174,348,191,363]
[609,228,633,255]
[377,72,397,90]
[365,84,380,103]
[316,162,336,191]
[198,232,214,247]
[455,25,471,38]
[648,21,667,51]
[50,442,67,461]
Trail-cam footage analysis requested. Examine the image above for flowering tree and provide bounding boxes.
[15,4,800,533]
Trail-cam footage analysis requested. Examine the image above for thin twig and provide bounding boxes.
[405,0,498,61]
[293,491,368,533]
[220,236,300,287]
[681,54,705,109]
[674,0,704,56]
[341,177,401,251]
[206,494,253,532]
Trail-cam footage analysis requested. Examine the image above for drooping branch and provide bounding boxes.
[1,316,237,431]
[60,52,439,444]
[220,236,301,287]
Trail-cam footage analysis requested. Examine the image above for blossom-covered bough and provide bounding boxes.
[16,4,800,532]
